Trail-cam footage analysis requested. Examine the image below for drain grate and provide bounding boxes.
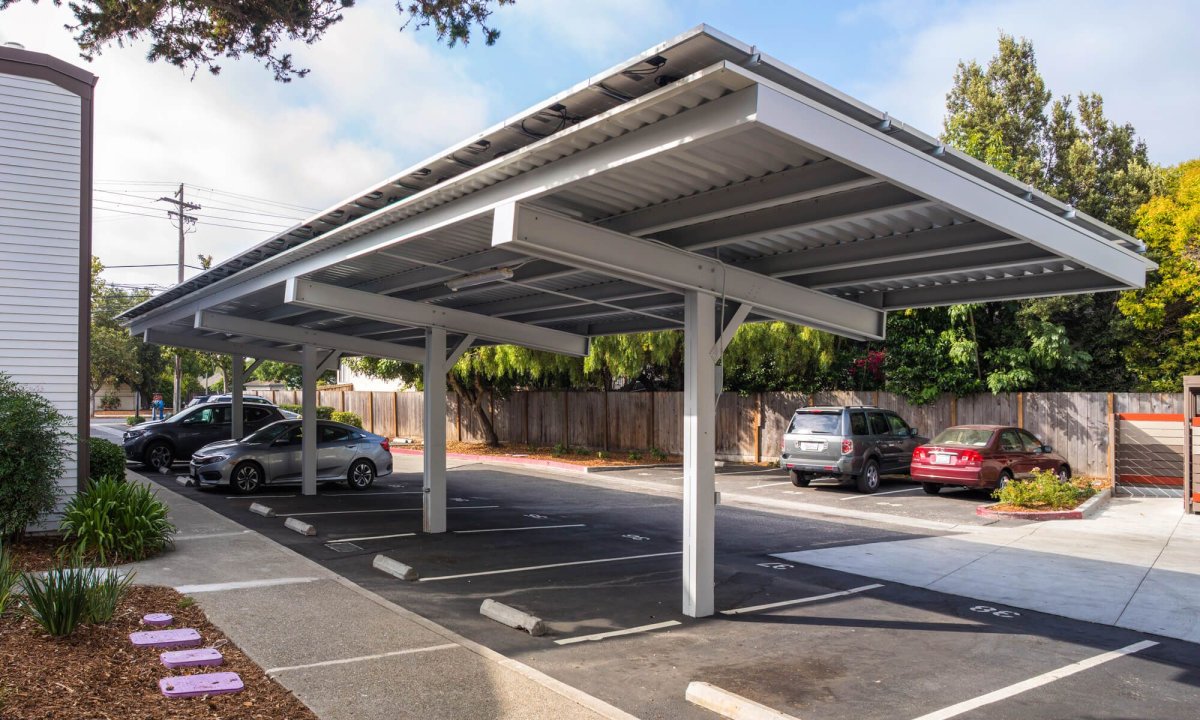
[325,542,362,553]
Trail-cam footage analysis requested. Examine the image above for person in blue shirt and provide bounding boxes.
[152,393,164,420]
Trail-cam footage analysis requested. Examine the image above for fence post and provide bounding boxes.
[456,396,462,442]
[649,392,656,450]
[1107,392,1116,485]
[367,393,376,434]
[950,395,958,426]
[603,389,610,452]
[754,392,763,464]
[394,391,401,440]
[1017,392,1024,427]
[523,392,530,446]
[563,392,570,447]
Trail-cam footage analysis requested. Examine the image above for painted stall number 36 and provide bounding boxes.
[971,605,1021,619]
[757,562,794,570]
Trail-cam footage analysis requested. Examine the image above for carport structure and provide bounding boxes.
[120,26,1151,618]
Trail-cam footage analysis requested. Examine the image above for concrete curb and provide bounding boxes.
[249,503,275,518]
[685,682,799,720]
[284,517,316,536]
[480,599,547,636]
[392,448,676,476]
[372,554,419,581]
[976,487,1113,522]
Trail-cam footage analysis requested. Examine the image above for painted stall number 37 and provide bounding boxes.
[971,605,1021,619]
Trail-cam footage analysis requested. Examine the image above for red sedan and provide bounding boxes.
[910,425,1071,494]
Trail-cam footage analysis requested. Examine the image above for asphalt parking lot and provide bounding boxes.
[134,448,1200,720]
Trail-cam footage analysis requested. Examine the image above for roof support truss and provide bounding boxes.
[143,329,301,364]
[492,202,886,341]
[194,311,425,363]
[283,278,588,357]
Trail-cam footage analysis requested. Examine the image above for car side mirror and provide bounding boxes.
[1041,444,1053,453]
[910,428,920,437]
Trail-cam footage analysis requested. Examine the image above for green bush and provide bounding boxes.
[60,478,175,563]
[649,446,668,462]
[316,405,335,420]
[0,373,70,541]
[552,442,567,457]
[99,393,120,411]
[331,411,363,428]
[627,451,643,462]
[88,438,126,482]
[279,404,301,414]
[19,553,134,635]
[0,544,17,615]
[125,415,144,426]
[992,467,1095,509]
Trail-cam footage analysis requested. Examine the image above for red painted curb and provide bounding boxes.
[976,505,1082,521]
[390,447,592,474]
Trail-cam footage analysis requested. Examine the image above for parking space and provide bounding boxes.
[140,455,1199,720]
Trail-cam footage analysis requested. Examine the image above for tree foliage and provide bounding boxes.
[0,0,513,81]
[1117,160,1200,389]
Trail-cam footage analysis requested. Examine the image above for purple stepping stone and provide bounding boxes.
[159,672,243,698]
[160,647,223,669]
[143,613,173,626]
[130,628,202,649]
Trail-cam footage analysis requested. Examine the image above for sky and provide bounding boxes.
[2,0,1196,290]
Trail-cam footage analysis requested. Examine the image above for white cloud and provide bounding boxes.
[498,0,679,62]
[845,0,1200,166]
[1,3,492,289]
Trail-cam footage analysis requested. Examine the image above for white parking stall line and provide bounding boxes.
[225,494,296,499]
[175,577,322,594]
[320,491,425,497]
[173,530,253,542]
[745,481,792,490]
[839,487,923,500]
[719,468,786,477]
[279,505,499,518]
[267,643,459,674]
[910,640,1158,720]
[721,583,884,616]
[419,551,682,582]
[555,620,681,645]
[454,524,586,534]
[327,532,418,543]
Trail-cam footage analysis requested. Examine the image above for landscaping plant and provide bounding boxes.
[0,544,17,615]
[331,411,363,428]
[125,415,143,426]
[60,478,175,563]
[992,468,1096,510]
[84,567,135,624]
[88,438,127,482]
[0,373,70,541]
[20,560,92,636]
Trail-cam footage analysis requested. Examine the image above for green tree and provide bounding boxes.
[0,0,514,81]
[1117,160,1200,389]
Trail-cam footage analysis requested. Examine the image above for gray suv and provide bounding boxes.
[779,406,927,493]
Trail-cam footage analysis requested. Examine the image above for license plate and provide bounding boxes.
[800,441,823,452]
[933,453,954,465]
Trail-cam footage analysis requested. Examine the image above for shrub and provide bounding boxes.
[88,438,126,482]
[279,404,301,414]
[331,411,363,428]
[99,393,120,411]
[316,405,335,420]
[84,567,134,624]
[552,442,567,457]
[649,446,668,462]
[0,544,17,615]
[125,415,144,426]
[20,562,91,636]
[628,451,643,462]
[596,451,610,461]
[0,373,70,541]
[992,467,1095,510]
[60,478,175,563]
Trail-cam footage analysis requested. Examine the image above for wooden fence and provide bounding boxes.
[251,389,1183,478]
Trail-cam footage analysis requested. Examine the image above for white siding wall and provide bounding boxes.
[0,71,82,527]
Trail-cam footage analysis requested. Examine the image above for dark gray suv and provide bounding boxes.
[779,406,927,493]
[123,402,284,471]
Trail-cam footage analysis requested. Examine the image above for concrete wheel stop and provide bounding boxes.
[284,517,317,536]
[249,503,275,517]
[480,599,547,636]
[373,554,419,581]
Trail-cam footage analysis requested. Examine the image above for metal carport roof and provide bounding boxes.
[118,25,1153,619]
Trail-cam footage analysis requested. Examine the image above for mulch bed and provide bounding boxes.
[0,585,315,720]
[405,440,683,467]
[5,535,71,573]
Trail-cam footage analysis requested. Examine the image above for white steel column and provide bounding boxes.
[230,354,244,439]
[423,327,447,533]
[683,290,717,618]
[301,344,318,496]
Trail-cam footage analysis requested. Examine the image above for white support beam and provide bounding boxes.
[143,329,301,364]
[754,83,1150,287]
[126,77,763,336]
[284,278,588,357]
[446,334,476,367]
[301,345,318,496]
[683,290,716,618]
[317,350,341,375]
[492,203,887,341]
[194,311,425,364]
[710,303,751,363]
[231,354,244,440]
[243,357,265,377]
[868,269,1127,310]
[423,327,448,534]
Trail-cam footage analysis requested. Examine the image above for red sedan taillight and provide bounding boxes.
[913,446,929,462]
[841,438,854,455]
[380,439,391,452]
[959,449,983,466]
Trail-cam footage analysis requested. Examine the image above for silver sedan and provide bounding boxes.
[190,420,393,494]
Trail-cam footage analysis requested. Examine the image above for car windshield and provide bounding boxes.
[787,411,841,434]
[931,428,994,447]
[243,422,292,444]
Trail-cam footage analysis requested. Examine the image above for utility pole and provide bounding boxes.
[157,184,200,415]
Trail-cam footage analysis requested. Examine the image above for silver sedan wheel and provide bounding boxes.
[233,463,262,494]
[348,460,375,490]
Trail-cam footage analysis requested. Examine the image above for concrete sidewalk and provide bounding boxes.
[124,469,634,720]
[773,496,1200,644]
